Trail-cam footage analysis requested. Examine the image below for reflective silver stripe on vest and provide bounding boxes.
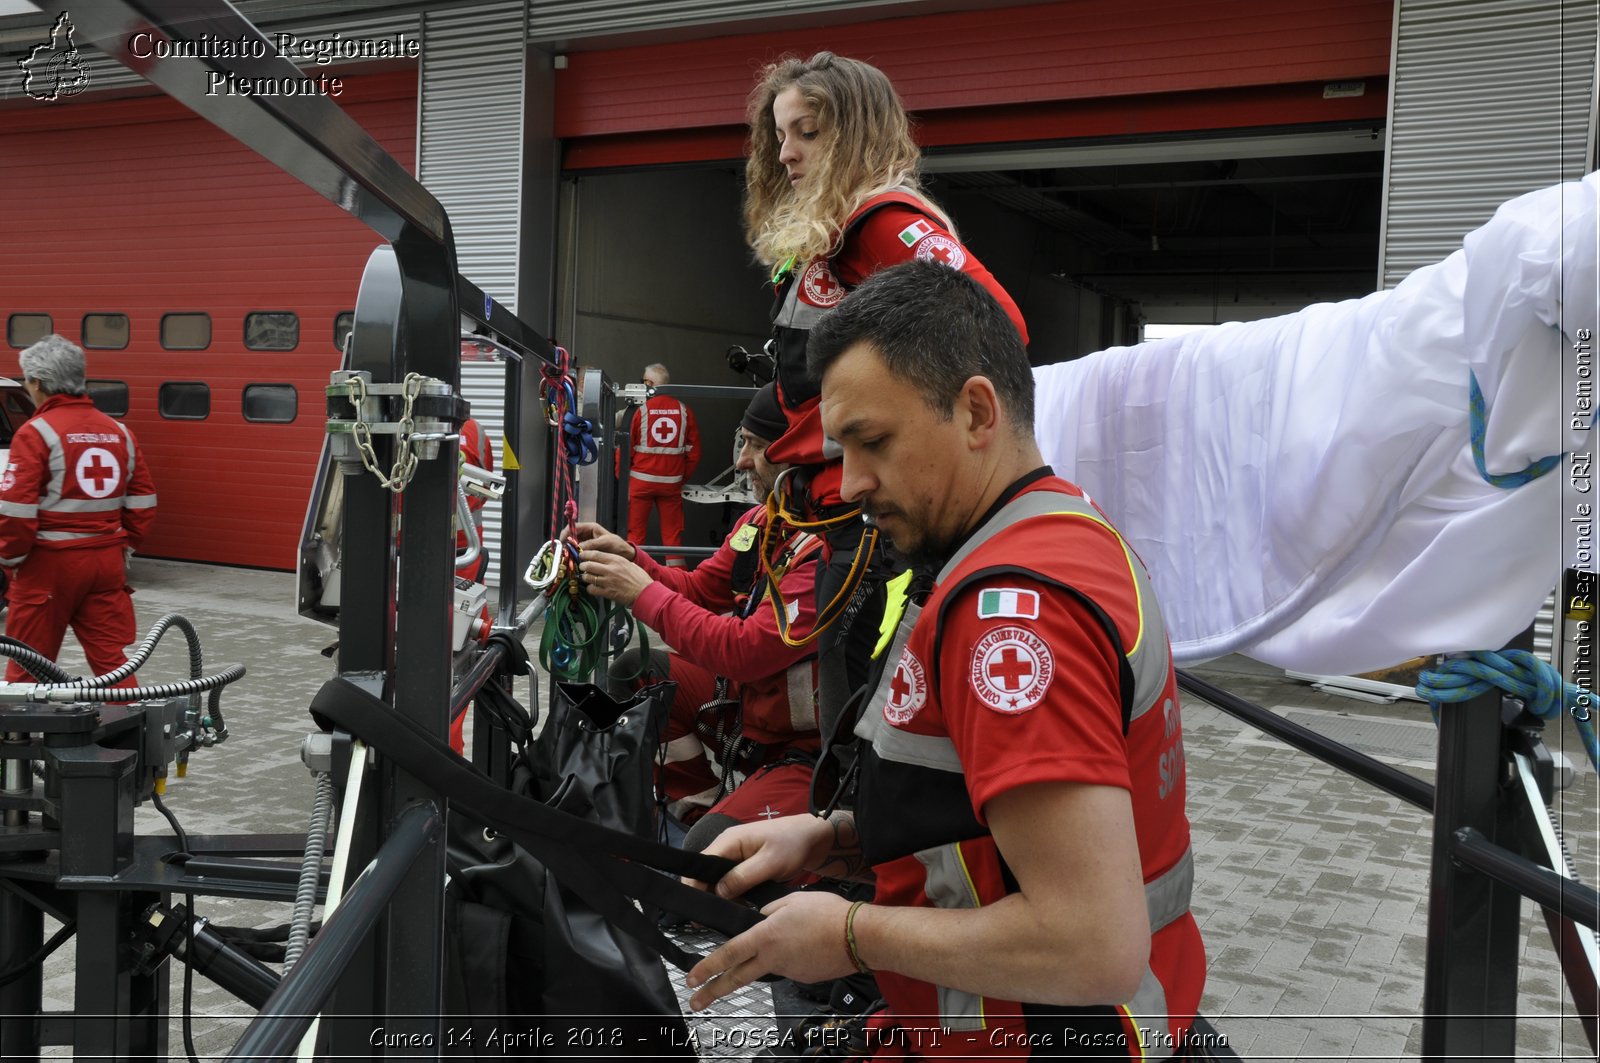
[662,733,703,764]
[629,470,683,484]
[1148,847,1193,933]
[124,494,156,510]
[119,420,138,475]
[937,491,1172,727]
[773,275,835,331]
[28,419,66,511]
[1124,966,1174,1060]
[785,661,817,733]
[0,501,37,518]
[858,601,922,742]
[913,843,986,1032]
[0,556,24,568]
[38,530,100,542]
[635,444,690,456]
[43,497,124,514]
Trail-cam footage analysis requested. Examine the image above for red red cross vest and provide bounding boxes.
[0,394,157,566]
[856,476,1204,1059]
[765,191,1028,499]
[627,394,700,486]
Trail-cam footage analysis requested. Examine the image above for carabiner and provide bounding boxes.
[524,539,564,592]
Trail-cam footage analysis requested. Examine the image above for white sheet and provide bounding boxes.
[1033,174,1598,674]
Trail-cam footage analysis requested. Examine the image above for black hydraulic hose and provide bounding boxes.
[84,612,203,689]
[32,663,246,703]
[0,637,74,682]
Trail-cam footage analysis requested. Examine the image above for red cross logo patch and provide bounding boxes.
[884,650,927,724]
[912,234,967,271]
[648,411,681,446]
[800,260,844,308]
[970,626,1054,714]
[75,447,121,499]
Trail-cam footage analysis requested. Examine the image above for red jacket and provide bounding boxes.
[0,393,157,566]
[625,394,701,487]
[631,505,821,744]
[767,191,1028,500]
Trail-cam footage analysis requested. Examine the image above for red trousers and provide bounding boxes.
[627,482,686,565]
[4,546,136,683]
[657,654,815,826]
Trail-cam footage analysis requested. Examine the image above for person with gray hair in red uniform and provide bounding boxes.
[0,334,157,686]
[623,362,701,567]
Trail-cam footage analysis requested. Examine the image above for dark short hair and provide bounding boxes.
[806,260,1033,432]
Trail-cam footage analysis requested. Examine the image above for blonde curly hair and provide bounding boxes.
[743,52,953,269]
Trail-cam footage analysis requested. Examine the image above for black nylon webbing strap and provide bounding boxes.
[310,677,770,970]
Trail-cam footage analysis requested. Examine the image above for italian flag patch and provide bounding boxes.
[897,219,936,246]
[977,587,1040,619]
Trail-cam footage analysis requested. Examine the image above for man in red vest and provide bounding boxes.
[624,362,700,567]
[0,335,157,685]
[687,263,1205,1058]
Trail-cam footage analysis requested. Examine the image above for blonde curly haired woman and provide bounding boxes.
[745,51,1029,498]
[739,52,1029,784]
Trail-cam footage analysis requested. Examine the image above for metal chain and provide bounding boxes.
[343,372,428,493]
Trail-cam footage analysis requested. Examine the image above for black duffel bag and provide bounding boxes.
[312,674,767,1060]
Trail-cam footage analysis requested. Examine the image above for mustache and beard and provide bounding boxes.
[861,501,958,568]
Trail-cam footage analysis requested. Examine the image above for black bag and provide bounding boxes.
[442,680,693,1058]
[528,681,668,839]
[311,673,776,1042]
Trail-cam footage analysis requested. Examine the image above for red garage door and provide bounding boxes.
[0,69,417,570]
[556,0,1393,168]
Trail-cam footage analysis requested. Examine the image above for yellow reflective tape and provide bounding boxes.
[873,569,914,659]
[1118,1003,1148,1059]
[501,439,520,470]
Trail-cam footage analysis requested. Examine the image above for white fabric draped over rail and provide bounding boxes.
[1032,174,1598,674]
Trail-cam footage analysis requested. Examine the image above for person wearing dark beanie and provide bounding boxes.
[740,382,788,446]
[572,381,822,850]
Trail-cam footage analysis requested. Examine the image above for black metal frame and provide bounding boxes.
[1,2,1591,1060]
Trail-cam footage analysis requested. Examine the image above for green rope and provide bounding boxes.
[1417,649,1600,774]
[538,576,652,684]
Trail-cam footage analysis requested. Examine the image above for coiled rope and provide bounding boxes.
[1417,649,1600,774]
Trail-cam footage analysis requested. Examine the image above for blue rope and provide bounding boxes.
[561,411,598,465]
[1468,371,1563,488]
[1417,649,1600,774]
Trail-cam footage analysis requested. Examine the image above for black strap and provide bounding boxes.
[310,677,777,970]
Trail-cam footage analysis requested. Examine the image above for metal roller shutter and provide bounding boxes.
[1378,0,1596,287]
[418,0,528,586]
[1378,0,1597,662]
[528,0,918,43]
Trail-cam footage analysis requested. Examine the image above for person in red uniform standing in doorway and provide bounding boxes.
[579,384,821,853]
[687,263,1205,1058]
[0,335,157,685]
[624,362,701,567]
[741,52,1031,752]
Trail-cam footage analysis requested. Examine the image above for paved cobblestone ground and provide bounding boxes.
[18,560,1600,1060]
